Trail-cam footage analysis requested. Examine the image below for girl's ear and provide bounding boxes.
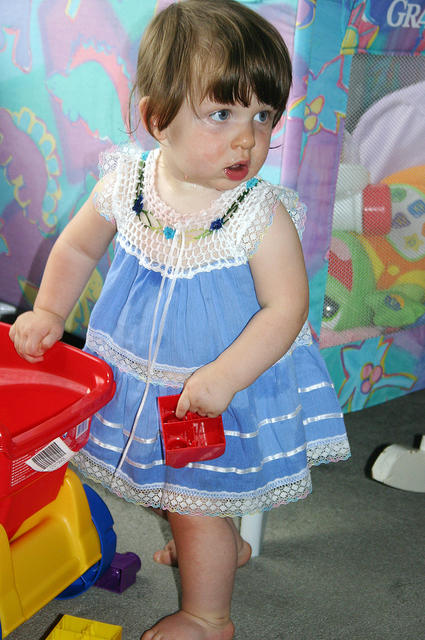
[138,97,166,141]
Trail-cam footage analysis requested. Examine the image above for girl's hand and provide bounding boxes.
[9,309,65,363]
[176,361,236,419]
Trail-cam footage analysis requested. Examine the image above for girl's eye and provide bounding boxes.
[210,109,230,122]
[254,110,270,123]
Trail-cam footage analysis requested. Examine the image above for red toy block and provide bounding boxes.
[157,395,225,468]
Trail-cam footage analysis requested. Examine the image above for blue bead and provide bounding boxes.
[163,226,176,239]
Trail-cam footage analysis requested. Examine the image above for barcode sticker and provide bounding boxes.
[25,437,75,472]
[76,418,90,439]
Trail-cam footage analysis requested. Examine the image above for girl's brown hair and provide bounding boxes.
[130,0,292,135]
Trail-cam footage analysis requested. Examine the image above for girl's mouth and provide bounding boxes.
[224,162,249,181]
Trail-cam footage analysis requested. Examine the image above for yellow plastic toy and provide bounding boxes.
[0,469,117,638]
[46,614,122,640]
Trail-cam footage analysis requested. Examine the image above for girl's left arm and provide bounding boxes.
[176,202,309,417]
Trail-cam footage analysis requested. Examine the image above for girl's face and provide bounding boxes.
[154,95,276,193]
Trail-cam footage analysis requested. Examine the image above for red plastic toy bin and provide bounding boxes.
[0,321,115,539]
[157,394,225,468]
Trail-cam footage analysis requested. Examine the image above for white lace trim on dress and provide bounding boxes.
[73,435,350,516]
[93,145,307,279]
[86,327,196,387]
[86,322,314,387]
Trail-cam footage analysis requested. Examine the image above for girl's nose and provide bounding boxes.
[231,122,255,150]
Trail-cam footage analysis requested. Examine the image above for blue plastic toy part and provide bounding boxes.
[56,484,117,599]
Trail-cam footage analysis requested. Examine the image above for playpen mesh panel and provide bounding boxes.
[321,54,425,348]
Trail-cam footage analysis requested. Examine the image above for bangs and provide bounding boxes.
[189,28,291,126]
[203,71,286,123]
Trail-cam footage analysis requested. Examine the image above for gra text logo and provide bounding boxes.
[387,0,425,27]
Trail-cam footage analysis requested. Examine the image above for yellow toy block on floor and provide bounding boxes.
[46,614,122,639]
[0,470,103,638]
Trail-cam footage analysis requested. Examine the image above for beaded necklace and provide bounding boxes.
[132,154,261,240]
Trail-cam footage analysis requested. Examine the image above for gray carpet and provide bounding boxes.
[5,389,425,640]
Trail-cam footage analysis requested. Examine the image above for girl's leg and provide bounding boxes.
[142,513,237,640]
[153,516,252,568]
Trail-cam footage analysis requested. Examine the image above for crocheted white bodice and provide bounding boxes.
[94,145,306,279]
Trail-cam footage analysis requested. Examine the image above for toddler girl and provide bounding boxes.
[10,1,350,638]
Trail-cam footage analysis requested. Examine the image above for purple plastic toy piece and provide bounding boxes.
[95,551,141,593]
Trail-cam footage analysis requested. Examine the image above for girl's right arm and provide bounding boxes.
[9,183,116,362]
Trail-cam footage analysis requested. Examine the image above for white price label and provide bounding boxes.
[25,437,75,472]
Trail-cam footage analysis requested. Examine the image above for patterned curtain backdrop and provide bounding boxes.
[0,0,298,337]
[3,0,425,413]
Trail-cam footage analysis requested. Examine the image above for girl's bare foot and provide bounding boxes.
[141,610,235,640]
[153,539,178,566]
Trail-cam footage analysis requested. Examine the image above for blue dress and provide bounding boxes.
[73,146,350,517]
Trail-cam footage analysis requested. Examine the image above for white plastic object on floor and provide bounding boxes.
[371,436,425,493]
[240,512,267,557]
